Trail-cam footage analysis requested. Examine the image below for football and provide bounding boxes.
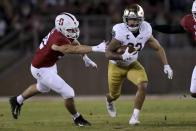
[116,45,136,54]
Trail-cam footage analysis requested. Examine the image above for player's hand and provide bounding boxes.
[83,55,97,69]
[51,44,59,51]
[164,65,173,79]
[121,47,137,61]
[92,41,108,52]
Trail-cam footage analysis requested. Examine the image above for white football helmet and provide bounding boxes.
[192,1,196,22]
[55,12,80,39]
[123,4,144,32]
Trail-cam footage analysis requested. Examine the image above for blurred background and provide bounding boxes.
[0,0,195,96]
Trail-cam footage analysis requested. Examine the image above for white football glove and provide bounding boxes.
[83,55,97,68]
[92,41,106,52]
[164,65,173,79]
[121,47,137,61]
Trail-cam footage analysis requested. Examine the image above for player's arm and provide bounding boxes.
[147,35,168,65]
[51,41,106,54]
[52,44,91,54]
[152,24,186,34]
[72,39,97,68]
[147,35,173,79]
[72,39,85,56]
[105,38,123,60]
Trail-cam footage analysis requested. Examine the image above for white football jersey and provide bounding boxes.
[110,21,152,66]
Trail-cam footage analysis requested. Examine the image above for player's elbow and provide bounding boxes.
[60,48,75,54]
[155,45,164,52]
[105,51,112,59]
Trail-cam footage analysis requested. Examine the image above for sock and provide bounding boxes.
[17,95,24,105]
[131,108,140,120]
[73,112,80,120]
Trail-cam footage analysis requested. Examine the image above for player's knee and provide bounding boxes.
[60,87,75,99]
[110,93,120,100]
[36,84,50,93]
[190,86,196,98]
[191,92,196,98]
[137,82,147,92]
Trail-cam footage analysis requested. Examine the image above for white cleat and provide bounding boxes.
[106,99,116,117]
[129,118,141,125]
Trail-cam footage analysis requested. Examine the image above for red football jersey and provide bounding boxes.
[181,14,196,41]
[32,28,72,68]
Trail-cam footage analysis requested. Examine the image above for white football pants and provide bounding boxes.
[31,64,75,99]
[190,66,196,93]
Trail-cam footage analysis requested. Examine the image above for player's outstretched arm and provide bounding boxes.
[51,44,91,54]
[72,39,97,68]
[147,35,173,79]
[51,41,106,54]
[82,54,97,68]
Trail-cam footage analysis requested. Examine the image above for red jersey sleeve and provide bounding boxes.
[32,29,73,68]
[181,15,188,29]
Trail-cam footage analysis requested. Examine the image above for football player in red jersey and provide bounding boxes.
[152,1,196,98]
[9,12,107,126]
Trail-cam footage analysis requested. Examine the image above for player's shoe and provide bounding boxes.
[74,115,91,126]
[129,117,141,125]
[9,96,23,119]
[106,98,116,117]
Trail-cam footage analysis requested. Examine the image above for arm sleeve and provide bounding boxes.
[152,24,186,34]
[181,15,189,30]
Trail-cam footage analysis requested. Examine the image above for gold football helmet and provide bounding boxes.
[123,4,144,32]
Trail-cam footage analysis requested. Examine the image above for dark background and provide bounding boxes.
[0,0,195,96]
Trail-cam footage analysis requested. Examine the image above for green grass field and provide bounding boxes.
[0,97,196,131]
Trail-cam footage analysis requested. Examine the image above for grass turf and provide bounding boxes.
[0,98,196,131]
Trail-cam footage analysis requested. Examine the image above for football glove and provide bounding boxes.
[164,65,173,79]
[92,41,106,52]
[122,47,137,61]
[83,55,97,68]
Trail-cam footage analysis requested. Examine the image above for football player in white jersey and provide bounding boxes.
[105,4,173,125]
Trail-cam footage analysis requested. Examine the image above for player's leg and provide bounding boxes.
[9,83,46,119]
[21,83,40,99]
[9,64,49,119]
[9,63,53,119]
[129,82,147,125]
[41,65,91,126]
[134,82,147,111]
[64,98,90,126]
[16,65,52,103]
[190,66,196,98]
[106,61,127,117]
[126,61,148,125]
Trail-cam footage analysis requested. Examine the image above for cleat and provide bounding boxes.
[74,115,91,126]
[106,98,116,117]
[9,96,23,119]
[129,118,141,125]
